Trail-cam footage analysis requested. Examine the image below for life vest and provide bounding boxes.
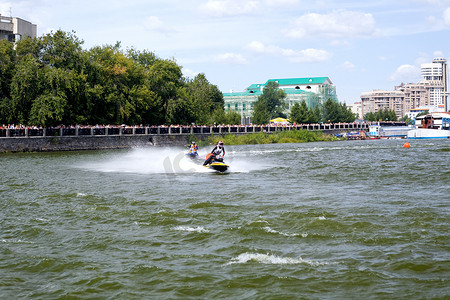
[212,146,224,158]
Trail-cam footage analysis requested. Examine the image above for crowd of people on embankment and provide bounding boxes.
[0,121,379,131]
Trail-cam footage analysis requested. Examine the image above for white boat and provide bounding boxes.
[407,112,450,139]
[369,122,411,139]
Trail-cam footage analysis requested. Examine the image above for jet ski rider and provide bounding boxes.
[203,141,225,166]
[188,141,198,154]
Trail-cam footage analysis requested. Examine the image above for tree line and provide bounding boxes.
[364,108,398,122]
[1,30,360,127]
[0,30,240,127]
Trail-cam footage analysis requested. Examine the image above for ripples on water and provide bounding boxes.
[1,140,449,298]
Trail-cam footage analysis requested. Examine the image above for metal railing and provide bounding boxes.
[0,123,369,138]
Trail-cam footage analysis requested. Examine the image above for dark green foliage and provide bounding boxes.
[289,98,355,124]
[0,30,224,126]
[252,81,287,124]
[209,129,338,145]
[322,98,356,123]
[290,101,308,124]
[212,109,241,125]
[364,108,398,121]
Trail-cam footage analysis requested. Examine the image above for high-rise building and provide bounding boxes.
[360,58,448,118]
[420,58,448,111]
[0,14,37,42]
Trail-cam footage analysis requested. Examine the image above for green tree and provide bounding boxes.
[252,81,286,124]
[364,111,376,121]
[225,109,241,124]
[8,54,41,124]
[322,98,340,123]
[0,29,224,126]
[290,101,309,124]
[306,105,321,123]
[185,73,224,124]
[0,40,15,99]
[0,40,16,122]
[29,93,67,126]
[252,99,271,124]
[339,103,356,122]
[365,109,398,122]
[148,58,184,124]
[166,87,196,125]
[39,30,85,71]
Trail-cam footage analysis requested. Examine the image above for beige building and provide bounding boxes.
[395,82,429,114]
[0,14,37,42]
[360,90,405,118]
[360,58,448,118]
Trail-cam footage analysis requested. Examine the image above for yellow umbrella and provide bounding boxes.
[270,117,290,124]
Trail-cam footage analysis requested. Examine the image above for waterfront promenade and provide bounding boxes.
[0,123,370,152]
[0,123,368,138]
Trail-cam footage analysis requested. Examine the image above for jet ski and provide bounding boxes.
[203,154,229,172]
[185,151,199,159]
[206,161,229,172]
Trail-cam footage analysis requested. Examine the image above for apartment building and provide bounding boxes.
[421,58,448,111]
[395,82,429,114]
[360,58,448,118]
[0,14,37,42]
[360,90,404,118]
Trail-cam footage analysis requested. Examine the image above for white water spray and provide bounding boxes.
[77,147,271,174]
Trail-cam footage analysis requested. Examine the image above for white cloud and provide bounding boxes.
[444,7,450,26]
[142,16,175,34]
[182,68,199,79]
[246,41,331,63]
[340,61,355,70]
[283,48,332,63]
[198,0,259,17]
[284,9,376,39]
[433,50,445,57]
[389,64,421,82]
[246,40,266,53]
[214,52,248,64]
[265,0,300,7]
[329,39,350,47]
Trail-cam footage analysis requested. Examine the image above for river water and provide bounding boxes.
[1,139,449,299]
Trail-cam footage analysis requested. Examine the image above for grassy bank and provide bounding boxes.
[207,130,340,145]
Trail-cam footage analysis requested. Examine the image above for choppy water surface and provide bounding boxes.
[1,139,449,299]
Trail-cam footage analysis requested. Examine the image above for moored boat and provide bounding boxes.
[407,112,450,139]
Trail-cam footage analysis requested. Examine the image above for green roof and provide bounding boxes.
[283,88,309,95]
[222,90,262,97]
[266,77,329,85]
[223,77,331,97]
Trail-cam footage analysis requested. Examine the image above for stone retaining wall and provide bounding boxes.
[0,134,197,153]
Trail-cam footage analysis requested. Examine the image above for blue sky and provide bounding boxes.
[2,0,450,104]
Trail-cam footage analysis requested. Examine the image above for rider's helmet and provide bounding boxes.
[192,141,196,144]
[218,141,224,147]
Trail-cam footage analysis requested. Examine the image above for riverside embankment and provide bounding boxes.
[0,123,368,152]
